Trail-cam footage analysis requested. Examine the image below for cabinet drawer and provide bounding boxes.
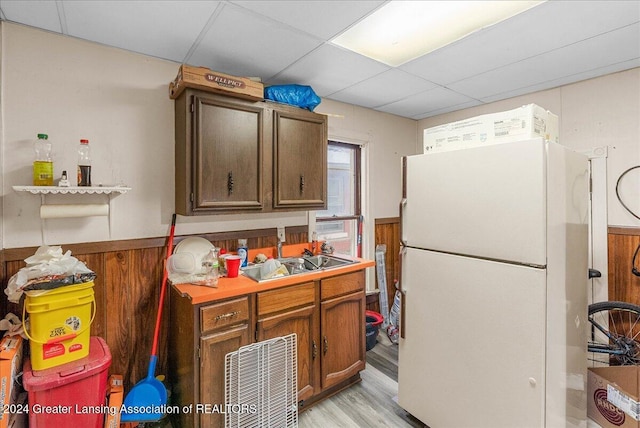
[320,271,365,301]
[258,282,315,317]
[201,296,250,333]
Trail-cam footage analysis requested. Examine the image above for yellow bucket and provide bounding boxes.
[23,281,95,371]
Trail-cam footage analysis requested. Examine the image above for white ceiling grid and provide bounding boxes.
[0,0,638,119]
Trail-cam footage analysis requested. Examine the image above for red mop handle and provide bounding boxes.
[151,213,176,357]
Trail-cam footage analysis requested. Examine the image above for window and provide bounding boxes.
[316,141,361,256]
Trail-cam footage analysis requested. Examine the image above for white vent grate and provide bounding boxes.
[225,333,298,428]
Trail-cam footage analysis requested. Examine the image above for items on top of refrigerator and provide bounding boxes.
[423,104,558,153]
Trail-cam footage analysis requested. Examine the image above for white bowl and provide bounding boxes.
[174,237,214,273]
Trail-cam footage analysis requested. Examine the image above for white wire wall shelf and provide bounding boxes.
[13,185,132,243]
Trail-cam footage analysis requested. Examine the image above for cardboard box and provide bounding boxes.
[588,366,640,428]
[0,335,24,428]
[104,375,124,428]
[423,104,559,153]
[7,393,27,428]
[169,64,264,101]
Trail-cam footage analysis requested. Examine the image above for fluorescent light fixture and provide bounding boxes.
[331,1,545,66]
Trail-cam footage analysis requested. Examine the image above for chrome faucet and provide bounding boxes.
[321,242,334,254]
[277,239,283,259]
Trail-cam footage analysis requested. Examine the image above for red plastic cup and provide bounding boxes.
[226,255,242,278]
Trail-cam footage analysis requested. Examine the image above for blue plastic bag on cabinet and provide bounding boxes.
[264,84,321,111]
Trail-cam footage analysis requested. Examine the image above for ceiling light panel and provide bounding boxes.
[331,0,544,66]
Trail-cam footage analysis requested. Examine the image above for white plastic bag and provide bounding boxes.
[4,245,95,303]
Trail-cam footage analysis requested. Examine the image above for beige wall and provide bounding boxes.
[4,20,636,253]
[417,67,640,228]
[0,22,418,252]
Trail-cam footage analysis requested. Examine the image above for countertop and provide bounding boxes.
[172,253,375,305]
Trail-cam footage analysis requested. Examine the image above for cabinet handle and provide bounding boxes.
[227,172,234,195]
[312,340,317,360]
[215,310,240,321]
[299,175,305,194]
[323,336,328,355]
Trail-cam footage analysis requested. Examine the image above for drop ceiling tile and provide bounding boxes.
[481,58,640,104]
[61,0,218,62]
[2,0,639,120]
[400,0,640,85]
[328,69,437,109]
[267,44,389,97]
[449,23,640,100]
[189,4,322,79]
[412,100,485,120]
[1,0,61,33]
[229,0,385,40]
[374,86,479,119]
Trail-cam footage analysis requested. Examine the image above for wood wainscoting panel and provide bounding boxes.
[374,218,400,315]
[608,227,640,306]
[0,226,307,393]
[76,252,106,338]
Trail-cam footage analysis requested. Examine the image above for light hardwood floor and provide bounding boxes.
[298,337,426,428]
[299,338,605,428]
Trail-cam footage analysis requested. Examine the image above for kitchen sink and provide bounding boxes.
[302,254,357,270]
[241,254,358,282]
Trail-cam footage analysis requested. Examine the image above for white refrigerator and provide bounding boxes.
[397,138,589,428]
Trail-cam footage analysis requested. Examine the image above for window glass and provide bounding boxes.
[317,142,361,256]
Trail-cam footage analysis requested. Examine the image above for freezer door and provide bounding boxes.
[403,138,546,266]
[398,248,546,428]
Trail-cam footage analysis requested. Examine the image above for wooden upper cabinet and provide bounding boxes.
[272,107,327,210]
[175,90,263,215]
[194,95,263,212]
[175,89,327,215]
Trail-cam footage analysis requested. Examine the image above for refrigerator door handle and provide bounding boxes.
[399,198,407,247]
[399,245,407,339]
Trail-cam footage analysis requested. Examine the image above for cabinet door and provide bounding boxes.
[272,108,327,209]
[192,93,264,212]
[257,305,319,402]
[200,324,251,428]
[320,291,366,390]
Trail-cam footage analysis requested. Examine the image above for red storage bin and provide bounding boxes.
[23,336,111,428]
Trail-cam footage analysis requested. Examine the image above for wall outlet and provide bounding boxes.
[277,227,286,242]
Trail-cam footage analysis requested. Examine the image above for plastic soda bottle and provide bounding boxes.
[33,133,53,186]
[237,239,248,267]
[201,248,219,287]
[77,139,92,186]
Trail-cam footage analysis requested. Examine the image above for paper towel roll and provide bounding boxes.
[40,204,109,219]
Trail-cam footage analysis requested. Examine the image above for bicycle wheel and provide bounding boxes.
[588,301,640,366]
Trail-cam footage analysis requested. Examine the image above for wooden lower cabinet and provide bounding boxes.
[319,271,366,390]
[169,270,366,427]
[169,291,254,428]
[257,282,319,402]
[320,290,366,389]
[200,325,251,427]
